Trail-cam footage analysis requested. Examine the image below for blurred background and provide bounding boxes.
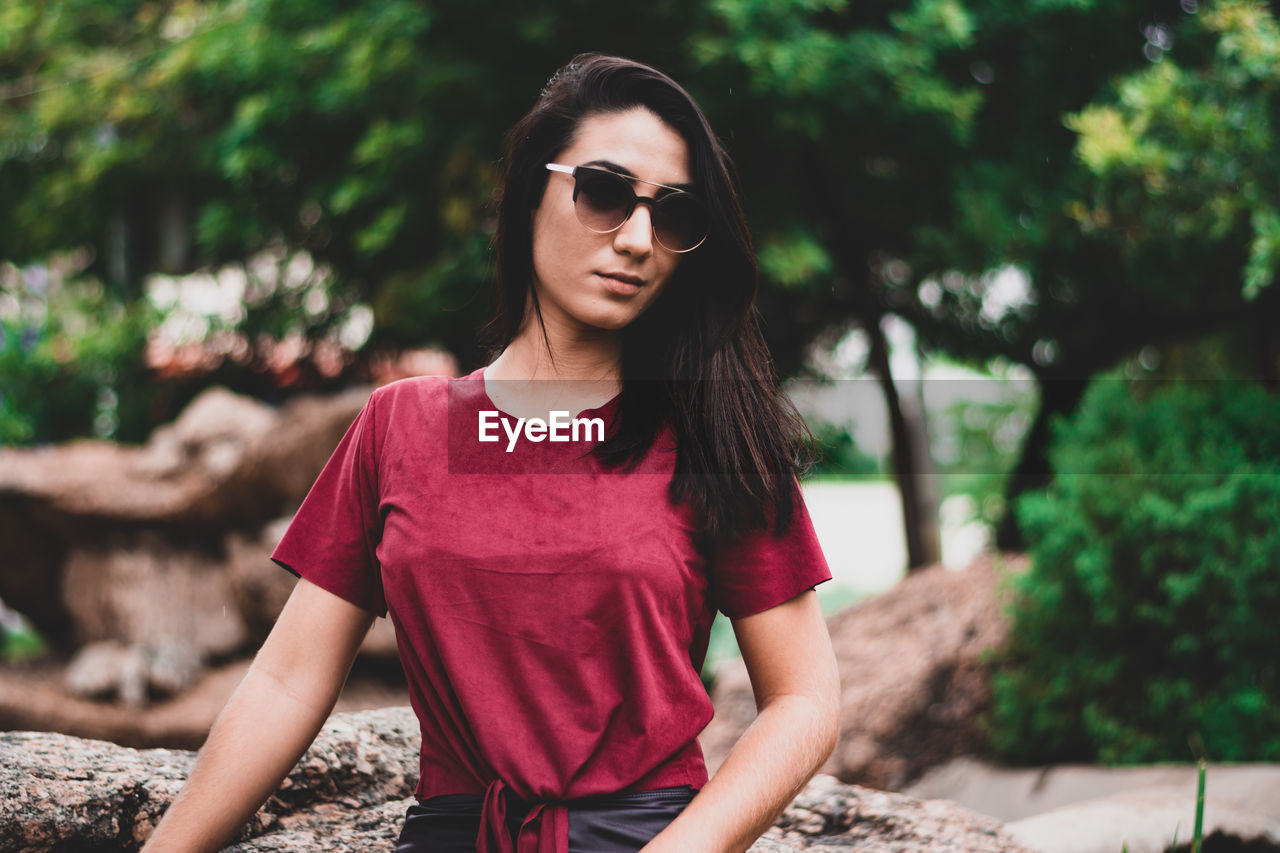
[2,0,1279,818]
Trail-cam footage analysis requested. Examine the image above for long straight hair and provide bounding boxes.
[487,54,810,538]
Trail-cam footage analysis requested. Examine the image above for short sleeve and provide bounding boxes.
[707,483,832,619]
[271,393,386,617]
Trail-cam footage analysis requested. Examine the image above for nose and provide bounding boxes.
[611,199,656,258]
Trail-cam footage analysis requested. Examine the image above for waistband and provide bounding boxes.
[446,780,695,853]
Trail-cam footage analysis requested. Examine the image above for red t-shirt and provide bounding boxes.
[271,368,831,852]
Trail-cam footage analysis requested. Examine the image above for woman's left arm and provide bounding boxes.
[641,589,840,853]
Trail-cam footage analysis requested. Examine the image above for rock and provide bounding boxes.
[224,519,300,643]
[0,708,1031,853]
[702,555,1018,791]
[0,706,419,853]
[130,387,278,481]
[907,757,1280,852]
[0,385,371,528]
[1002,764,1280,853]
[65,640,152,705]
[65,639,203,705]
[0,385,373,696]
[62,531,248,653]
[56,526,265,702]
[755,774,1032,852]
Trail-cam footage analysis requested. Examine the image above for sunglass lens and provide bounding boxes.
[654,194,707,252]
[574,171,632,232]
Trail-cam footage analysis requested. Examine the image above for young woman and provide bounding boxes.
[143,54,839,853]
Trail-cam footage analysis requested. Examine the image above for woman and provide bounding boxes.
[143,54,839,853]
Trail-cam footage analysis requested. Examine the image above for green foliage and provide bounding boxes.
[0,0,710,375]
[805,419,881,478]
[1067,0,1280,301]
[0,622,47,663]
[4,0,1279,492]
[934,393,1033,525]
[0,262,158,444]
[991,378,1280,764]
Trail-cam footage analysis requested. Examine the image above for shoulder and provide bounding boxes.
[358,374,465,447]
[369,372,478,415]
[370,373,454,403]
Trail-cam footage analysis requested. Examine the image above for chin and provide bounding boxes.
[580,313,637,333]
[570,301,647,332]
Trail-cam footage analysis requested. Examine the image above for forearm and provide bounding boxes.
[640,693,838,853]
[141,579,372,852]
[141,660,341,852]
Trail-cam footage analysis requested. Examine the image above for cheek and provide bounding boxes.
[530,219,563,285]
[531,202,584,278]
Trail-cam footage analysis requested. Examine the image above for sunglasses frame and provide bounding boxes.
[545,163,708,253]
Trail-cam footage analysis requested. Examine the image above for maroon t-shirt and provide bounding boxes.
[272,369,831,852]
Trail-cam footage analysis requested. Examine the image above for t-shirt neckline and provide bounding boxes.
[474,366,621,422]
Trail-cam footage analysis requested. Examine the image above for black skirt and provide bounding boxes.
[393,786,696,852]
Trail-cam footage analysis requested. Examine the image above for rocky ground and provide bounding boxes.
[0,707,1031,853]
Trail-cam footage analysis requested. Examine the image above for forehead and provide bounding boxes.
[559,108,692,187]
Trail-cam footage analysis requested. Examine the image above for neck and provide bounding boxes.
[489,316,623,386]
[483,315,625,421]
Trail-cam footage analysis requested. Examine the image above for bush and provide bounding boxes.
[0,279,157,445]
[805,420,882,478]
[989,378,1280,764]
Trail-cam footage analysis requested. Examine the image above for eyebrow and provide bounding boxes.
[580,159,696,193]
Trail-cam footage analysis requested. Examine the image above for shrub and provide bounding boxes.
[0,280,157,445]
[805,420,881,478]
[989,378,1280,764]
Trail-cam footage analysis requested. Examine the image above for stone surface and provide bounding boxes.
[64,639,201,706]
[754,773,1031,852]
[0,706,419,852]
[702,555,1018,791]
[0,707,1032,853]
[0,385,375,699]
[908,757,1280,852]
[1002,765,1280,853]
[0,385,370,526]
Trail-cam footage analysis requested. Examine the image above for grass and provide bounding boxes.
[1193,758,1206,853]
[1122,759,1207,853]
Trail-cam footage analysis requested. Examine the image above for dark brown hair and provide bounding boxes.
[487,54,809,538]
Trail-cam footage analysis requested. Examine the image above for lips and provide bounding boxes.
[598,271,645,287]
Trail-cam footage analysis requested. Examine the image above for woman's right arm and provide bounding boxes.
[141,577,376,852]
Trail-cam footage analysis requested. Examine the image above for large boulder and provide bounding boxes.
[0,707,1032,852]
[0,385,371,526]
[0,385,375,702]
[0,706,419,852]
[701,555,1018,791]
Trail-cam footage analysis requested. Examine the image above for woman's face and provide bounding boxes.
[529,107,691,336]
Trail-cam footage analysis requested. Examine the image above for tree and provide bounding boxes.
[0,0,714,432]
[6,0,1277,559]
[690,0,1280,552]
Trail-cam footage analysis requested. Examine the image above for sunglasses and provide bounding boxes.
[545,163,708,253]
